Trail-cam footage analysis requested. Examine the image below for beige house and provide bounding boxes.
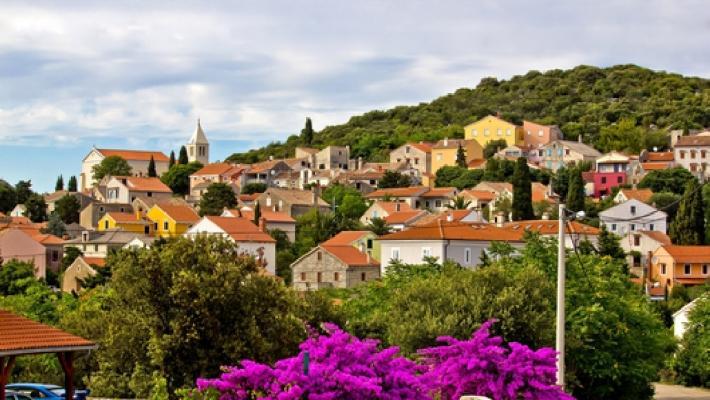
[80,148,170,191]
[389,142,433,176]
[79,202,132,229]
[651,245,710,290]
[189,163,246,200]
[256,188,330,218]
[314,146,350,170]
[64,230,148,258]
[44,191,94,214]
[291,231,380,291]
[621,230,671,278]
[0,228,64,279]
[105,176,172,204]
[61,256,105,293]
[539,139,601,171]
[673,135,710,177]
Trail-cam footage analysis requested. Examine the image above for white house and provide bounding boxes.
[620,230,671,278]
[105,176,173,204]
[599,199,667,236]
[80,148,170,191]
[9,204,27,218]
[378,221,525,275]
[184,216,276,275]
[672,297,703,339]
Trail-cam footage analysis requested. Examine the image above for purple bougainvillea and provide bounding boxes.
[197,321,573,400]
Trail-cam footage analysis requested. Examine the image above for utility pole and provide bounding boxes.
[556,203,566,387]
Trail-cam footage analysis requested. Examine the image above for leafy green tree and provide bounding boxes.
[456,143,467,167]
[650,192,681,221]
[199,183,237,216]
[55,175,64,191]
[24,193,47,222]
[0,179,17,213]
[43,213,66,237]
[54,194,81,224]
[0,260,37,295]
[92,156,132,180]
[67,176,78,192]
[367,217,391,236]
[178,146,189,164]
[160,162,203,195]
[446,195,471,210]
[241,182,267,194]
[453,169,484,189]
[597,225,626,260]
[552,166,570,198]
[147,156,157,177]
[482,158,515,182]
[511,157,534,220]
[15,180,34,205]
[670,179,705,245]
[169,151,176,168]
[639,167,695,195]
[339,194,368,219]
[378,170,412,188]
[62,247,83,270]
[566,167,585,212]
[253,201,262,225]
[483,139,507,159]
[301,117,314,145]
[672,296,710,387]
[435,166,465,187]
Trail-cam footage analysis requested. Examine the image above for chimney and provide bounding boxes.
[357,156,363,170]
[443,137,448,147]
[258,217,266,232]
[578,134,583,143]
[542,212,550,220]
[495,212,505,227]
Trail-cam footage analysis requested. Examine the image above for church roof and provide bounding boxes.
[189,119,209,145]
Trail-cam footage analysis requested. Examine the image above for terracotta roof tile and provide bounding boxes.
[641,162,671,171]
[661,245,710,263]
[262,188,329,206]
[31,233,65,245]
[322,245,379,267]
[503,220,599,235]
[383,210,428,224]
[467,159,487,169]
[106,212,146,224]
[82,257,106,267]
[235,209,296,223]
[192,162,237,176]
[114,177,172,193]
[376,201,414,213]
[98,149,169,162]
[380,221,524,242]
[675,136,710,147]
[204,216,275,243]
[461,190,496,201]
[646,152,674,162]
[638,230,671,245]
[155,204,200,223]
[365,186,429,198]
[420,187,457,198]
[0,309,96,355]
[619,189,654,204]
[321,231,370,246]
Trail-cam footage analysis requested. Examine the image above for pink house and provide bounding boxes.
[593,152,630,198]
[0,228,50,278]
[523,121,563,148]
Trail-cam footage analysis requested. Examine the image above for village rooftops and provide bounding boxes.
[192,162,241,176]
[154,203,201,223]
[503,220,599,235]
[0,309,96,356]
[674,135,710,147]
[228,209,295,223]
[659,245,710,263]
[203,216,275,243]
[113,176,172,192]
[321,230,371,246]
[380,220,524,242]
[95,149,169,162]
[365,186,430,198]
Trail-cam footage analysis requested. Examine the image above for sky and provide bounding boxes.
[0,0,708,192]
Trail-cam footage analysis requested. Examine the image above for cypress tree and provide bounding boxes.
[566,167,585,212]
[511,157,534,220]
[456,143,467,168]
[169,151,176,168]
[55,175,64,191]
[67,176,78,192]
[147,156,157,177]
[301,117,314,145]
[179,146,189,164]
[670,179,705,245]
[253,202,261,226]
[597,225,626,260]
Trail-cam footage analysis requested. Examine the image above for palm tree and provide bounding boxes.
[446,195,472,210]
[367,217,391,236]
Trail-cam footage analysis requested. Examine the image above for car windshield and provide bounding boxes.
[49,389,65,396]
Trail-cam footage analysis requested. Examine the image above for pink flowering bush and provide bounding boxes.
[196,321,573,400]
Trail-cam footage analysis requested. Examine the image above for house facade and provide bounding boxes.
[80,148,170,191]
[599,199,667,236]
[389,142,433,176]
[620,230,671,278]
[222,208,296,242]
[592,152,630,197]
[522,120,562,148]
[146,203,201,238]
[464,115,525,148]
[97,212,153,235]
[64,230,147,259]
[539,139,601,171]
[61,256,105,293]
[256,188,330,218]
[0,229,51,278]
[651,245,710,289]
[673,135,710,177]
[79,202,133,229]
[105,177,173,204]
[431,138,483,174]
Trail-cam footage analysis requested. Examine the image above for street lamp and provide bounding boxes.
[556,204,584,387]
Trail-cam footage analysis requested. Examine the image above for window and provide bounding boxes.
[94,244,99,252]
[334,272,339,281]
[649,224,654,231]
[405,146,410,154]
[703,265,708,275]
[147,191,153,197]
[436,153,442,161]
[104,220,109,229]
[163,221,169,231]
[565,149,570,156]
[472,129,478,137]
[633,235,640,246]
[435,200,442,207]
[484,128,490,136]
[680,150,686,159]
[601,177,607,184]
[317,272,322,282]
[691,150,696,159]
[611,223,617,231]
[703,150,707,158]
[684,264,691,275]
[367,239,373,249]
[391,247,400,261]
[630,205,636,215]
[51,250,59,262]
[361,272,366,281]
[538,130,544,137]
[300,272,306,281]
[464,248,471,264]
[317,251,322,261]
[617,176,623,183]
[660,263,666,274]
[99,206,105,213]
[630,223,636,231]
[422,247,432,259]
[506,128,512,136]
[414,158,419,165]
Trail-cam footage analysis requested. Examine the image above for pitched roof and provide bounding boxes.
[156,203,200,223]
[365,186,429,198]
[531,183,549,202]
[504,220,600,235]
[192,162,237,176]
[118,177,172,193]
[321,245,379,267]
[250,159,288,173]
[321,231,371,246]
[204,216,275,243]
[296,147,319,155]
[0,309,96,356]
[638,230,671,245]
[408,142,433,153]
[106,212,146,224]
[264,188,329,206]
[413,210,481,226]
[31,233,65,245]
[546,140,602,157]
[383,210,429,225]
[376,201,415,213]
[235,209,296,223]
[420,187,457,198]
[82,257,106,267]
[380,221,524,242]
[473,182,512,194]
[675,135,710,147]
[64,229,148,245]
[467,159,487,169]
[661,245,710,263]
[641,162,671,171]
[432,138,469,149]
[188,119,208,145]
[461,190,497,202]
[596,151,630,164]
[97,149,169,162]
[646,152,674,162]
[619,188,654,204]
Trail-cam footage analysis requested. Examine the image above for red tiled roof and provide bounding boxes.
[124,177,172,193]
[619,189,654,204]
[0,309,96,356]
[366,187,429,198]
[376,201,414,213]
[641,162,670,171]
[239,193,261,202]
[236,209,296,223]
[97,149,169,162]
[408,142,433,153]
[106,212,145,224]
[204,216,275,243]
[461,190,496,202]
[82,257,106,267]
[504,220,600,235]
[321,231,370,246]
[156,203,200,223]
[192,162,236,176]
[383,210,428,224]
[322,245,379,267]
[661,245,710,263]
[380,221,524,242]
[639,230,671,245]
[674,136,710,147]
[31,233,65,245]
[646,152,674,162]
[467,159,486,169]
[420,187,457,198]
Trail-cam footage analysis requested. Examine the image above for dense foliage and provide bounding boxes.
[198,182,237,216]
[227,65,709,163]
[54,194,81,224]
[672,296,710,387]
[91,155,132,180]
[161,162,203,195]
[511,157,533,220]
[670,179,705,245]
[638,167,695,195]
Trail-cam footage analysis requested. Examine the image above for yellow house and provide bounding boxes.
[464,115,524,148]
[146,203,201,238]
[431,138,483,174]
[97,212,153,235]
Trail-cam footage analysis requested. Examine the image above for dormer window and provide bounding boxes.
[630,206,636,215]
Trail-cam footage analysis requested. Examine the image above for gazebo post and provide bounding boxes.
[57,352,75,400]
[1,355,17,400]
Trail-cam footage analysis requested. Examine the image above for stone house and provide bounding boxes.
[389,142,433,176]
[256,188,330,218]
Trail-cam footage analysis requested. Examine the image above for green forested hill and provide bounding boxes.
[228,64,709,163]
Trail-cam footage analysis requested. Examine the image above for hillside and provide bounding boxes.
[227,64,710,163]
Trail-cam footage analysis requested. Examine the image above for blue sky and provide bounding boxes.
[0,0,708,192]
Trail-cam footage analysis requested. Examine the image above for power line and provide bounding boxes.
[598,182,704,223]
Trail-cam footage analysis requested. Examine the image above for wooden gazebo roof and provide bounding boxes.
[0,309,96,356]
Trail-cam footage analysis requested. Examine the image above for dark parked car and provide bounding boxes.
[5,390,32,400]
[5,384,89,400]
